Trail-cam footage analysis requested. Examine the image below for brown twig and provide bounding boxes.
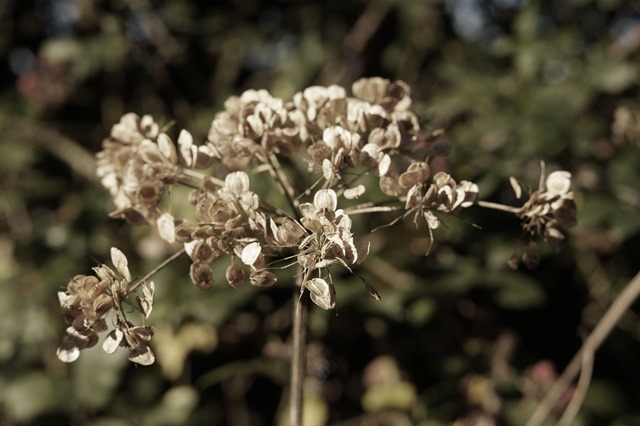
[129,248,186,292]
[558,345,593,426]
[316,0,392,85]
[476,200,522,214]
[12,121,96,180]
[526,270,640,426]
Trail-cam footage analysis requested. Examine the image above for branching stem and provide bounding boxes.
[526,270,640,426]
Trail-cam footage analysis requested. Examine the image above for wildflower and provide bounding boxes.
[97,113,215,224]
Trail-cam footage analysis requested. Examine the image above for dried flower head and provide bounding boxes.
[56,248,156,365]
[518,169,577,241]
[59,77,578,371]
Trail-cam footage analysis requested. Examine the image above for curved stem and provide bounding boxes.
[558,346,593,426]
[526,270,640,426]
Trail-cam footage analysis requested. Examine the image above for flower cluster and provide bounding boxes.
[57,77,576,366]
[57,248,155,365]
[168,171,276,289]
[96,113,216,224]
[504,167,577,268]
[296,189,359,309]
[515,170,576,241]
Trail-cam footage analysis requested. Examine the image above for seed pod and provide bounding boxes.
[305,278,335,310]
[226,264,245,288]
[249,270,277,288]
[190,262,214,289]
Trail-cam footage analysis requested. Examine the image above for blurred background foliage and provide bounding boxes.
[1,0,640,424]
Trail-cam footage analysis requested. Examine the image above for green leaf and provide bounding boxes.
[488,272,545,309]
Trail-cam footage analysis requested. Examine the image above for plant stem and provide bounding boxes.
[476,200,522,214]
[130,248,186,292]
[290,267,309,426]
[526,270,640,426]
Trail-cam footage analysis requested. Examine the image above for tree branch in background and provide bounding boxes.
[12,120,96,180]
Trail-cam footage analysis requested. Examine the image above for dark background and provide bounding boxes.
[1,0,640,424]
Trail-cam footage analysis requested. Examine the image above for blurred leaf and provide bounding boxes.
[2,372,67,422]
[487,272,545,309]
[362,381,417,413]
[407,298,437,326]
[142,386,199,426]
[583,379,628,416]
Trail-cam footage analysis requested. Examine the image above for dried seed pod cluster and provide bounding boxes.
[57,248,155,365]
[57,77,576,365]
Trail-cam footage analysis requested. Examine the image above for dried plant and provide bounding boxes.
[56,77,576,423]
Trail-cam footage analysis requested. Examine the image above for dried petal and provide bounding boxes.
[546,171,572,196]
[157,212,176,243]
[129,346,155,366]
[136,281,155,319]
[110,247,131,282]
[130,325,154,341]
[241,242,262,266]
[157,133,177,163]
[178,129,197,167]
[423,211,440,229]
[103,328,124,354]
[509,177,522,199]
[322,158,334,181]
[57,336,80,363]
[378,154,391,176]
[305,278,335,310]
[344,185,365,199]
[225,171,251,195]
[314,189,337,211]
